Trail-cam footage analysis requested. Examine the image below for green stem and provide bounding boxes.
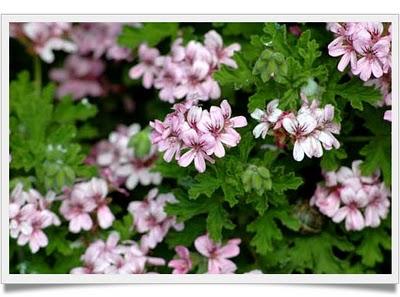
[342,136,373,143]
[33,55,42,94]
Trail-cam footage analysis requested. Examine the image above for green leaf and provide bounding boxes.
[165,190,210,221]
[270,167,303,194]
[356,227,391,267]
[188,174,221,200]
[128,127,151,158]
[289,231,354,273]
[247,208,300,255]
[10,72,54,145]
[214,53,254,90]
[53,97,97,124]
[253,49,287,83]
[206,201,235,242]
[166,217,205,248]
[296,30,321,69]
[238,130,256,162]
[336,79,382,110]
[118,23,178,49]
[320,148,347,171]
[153,159,190,179]
[45,227,74,256]
[112,214,135,241]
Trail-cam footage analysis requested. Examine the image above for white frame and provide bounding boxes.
[1,14,399,284]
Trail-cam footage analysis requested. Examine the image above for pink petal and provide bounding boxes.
[97,205,115,229]
[129,64,145,79]
[178,149,196,167]
[194,234,213,257]
[194,153,206,173]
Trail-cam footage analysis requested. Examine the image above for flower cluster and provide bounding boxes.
[10,22,77,63]
[251,97,340,161]
[129,30,240,103]
[128,189,184,252]
[168,234,241,274]
[70,23,134,62]
[59,178,115,233]
[71,232,165,274]
[328,22,391,82]
[49,55,106,99]
[310,160,390,231]
[9,183,60,253]
[150,99,247,172]
[87,123,161,192]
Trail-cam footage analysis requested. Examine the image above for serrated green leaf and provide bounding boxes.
[188,174,221,200]
[206,201,235,242]
[336,79,382,110]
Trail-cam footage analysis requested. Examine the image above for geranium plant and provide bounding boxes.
[9,21,391,274]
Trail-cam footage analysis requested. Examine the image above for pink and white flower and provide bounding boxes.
[129,44,160,89]
[129,30,239,103]
[168,246,192,274]
[128,189,183,252]
[50,54,105,99]
[204,30,241,68]
[194,234,241,274]
[151,99,247,173]
[328,22,392,81]
[251,99,283,139]
[310,160,390,231]
[178,129,215,173]
[20,22,77,63]
[87,124,162,191]
[9,184,60,253]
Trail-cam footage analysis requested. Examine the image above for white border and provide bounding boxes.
[1,14,399,284]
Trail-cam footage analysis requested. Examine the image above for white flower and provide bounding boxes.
[251,99,282,139]
[282,113,322,161]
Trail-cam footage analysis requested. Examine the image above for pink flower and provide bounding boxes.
[194,234,241,274]
[353,39,390,81]
[198,102,246,158]
[17,211,52,253]
[168,246,192,274]
[282,113,321,161]
[150,116,183,162]
[128,189,183,252]
[71,23,132,61]
[9,184,59,253]
[332,187,368,231]
[204,30,241,68]
[178,129,215,173]
[129,30,238,103]
[151,100,246,173]
[85,178,114,229]
[60,183,97,233]
[88,124,161,191]
[327,22,392,81]
[364,184,390,227]
[327,23,360,71]
[50,54,105,99]
[310,185,341,218]
[21,22,76,63]
[129,43,160,89]
[174,60,213,101]
[154,57,184,103]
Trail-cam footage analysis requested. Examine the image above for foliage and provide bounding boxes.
[9,21,392,275]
